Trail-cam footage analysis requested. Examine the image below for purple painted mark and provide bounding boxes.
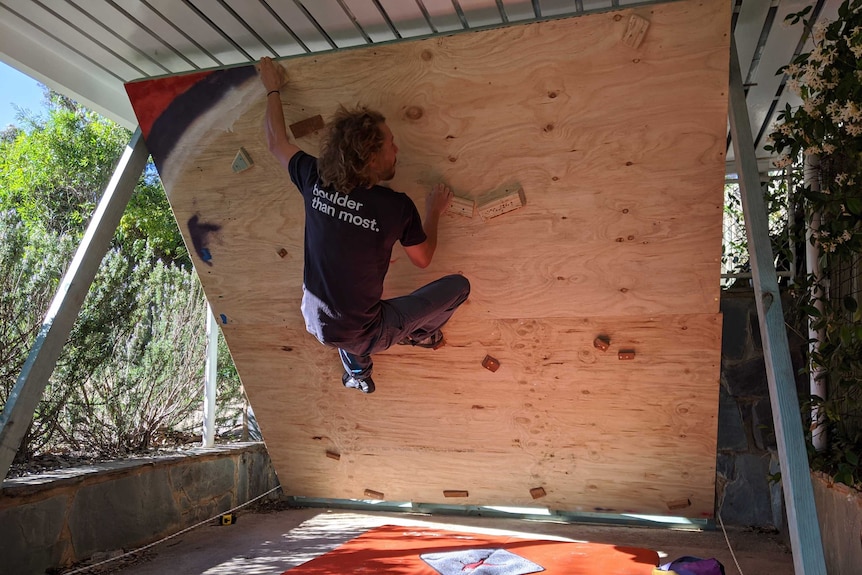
[187,214,221,266]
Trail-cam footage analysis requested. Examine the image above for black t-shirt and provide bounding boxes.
[288,151,427,344]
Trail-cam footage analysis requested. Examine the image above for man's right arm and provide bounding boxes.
[404,183,453,269]
[259,57,301,171]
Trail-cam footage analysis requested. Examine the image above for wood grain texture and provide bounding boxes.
[227,312,721,516]
[131,0,731,517]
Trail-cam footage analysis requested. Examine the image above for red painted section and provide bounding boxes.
[124,70,214,138]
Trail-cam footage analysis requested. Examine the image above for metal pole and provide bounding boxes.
[728,38,826,575]
[203,303,218,448]
[804,155,827,452]
[0,129,149,481]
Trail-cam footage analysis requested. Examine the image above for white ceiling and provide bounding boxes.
[0,0,841,172]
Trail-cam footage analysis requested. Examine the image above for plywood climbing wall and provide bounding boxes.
[126,0,730,518]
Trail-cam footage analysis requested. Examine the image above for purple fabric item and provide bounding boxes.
[660,556,725,575]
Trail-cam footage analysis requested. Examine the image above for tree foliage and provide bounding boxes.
[0,91,242,462]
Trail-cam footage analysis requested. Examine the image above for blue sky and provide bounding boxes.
[0,61,46,128]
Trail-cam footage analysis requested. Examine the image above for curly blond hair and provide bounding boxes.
[318,106,386,194]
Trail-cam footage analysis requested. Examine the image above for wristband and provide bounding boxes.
[267,90,280,97]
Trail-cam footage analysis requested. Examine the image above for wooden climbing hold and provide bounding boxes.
[289,114,325,139]
[622,14,650,49]
[530,487,547,499]
[443,490,469,498]
[618,350,636,360]
[364,489,384,499]
[593,336,610,351]
[447,196,475,217]
[325,451,340,460]
[482,355,501,372]
[478,187,526,220]
[231,147,253,173]
[666,498,692,511]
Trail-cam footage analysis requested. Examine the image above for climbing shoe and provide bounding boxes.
[342,372,375,394]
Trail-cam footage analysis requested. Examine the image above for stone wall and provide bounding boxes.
[811,471,862,575]
[0,442,279,575]
[717,289,809,529]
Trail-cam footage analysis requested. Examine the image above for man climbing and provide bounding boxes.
[258,56,470,394]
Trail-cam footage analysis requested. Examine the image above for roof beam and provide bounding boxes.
[0,5,136,128]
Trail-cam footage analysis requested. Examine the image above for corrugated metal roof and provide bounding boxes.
[0,0,842,171]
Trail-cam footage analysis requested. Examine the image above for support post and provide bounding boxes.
[728,38,826,574]
[0,129,149,481]
[803,155,827,452]
[203,303,218,448]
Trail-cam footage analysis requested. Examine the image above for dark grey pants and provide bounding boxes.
[338,274,470,380]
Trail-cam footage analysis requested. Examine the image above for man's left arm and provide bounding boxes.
[404,183,453,269]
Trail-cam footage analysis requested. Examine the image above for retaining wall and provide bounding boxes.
[0,442,279,574]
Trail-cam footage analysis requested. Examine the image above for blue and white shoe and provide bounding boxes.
[342,372,375,394]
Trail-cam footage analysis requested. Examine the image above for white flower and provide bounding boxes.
[842,230,852,241]
[802,64,826,90]
[818,46,837,66]
[803,98,822,116]
[823,68,840,89]
[773,155,793,168]
[838,101,861,123]
[787,79,802,95]
[821,142,836,154]
[813,21,828,43]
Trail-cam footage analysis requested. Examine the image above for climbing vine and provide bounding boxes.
[766,0,862,487]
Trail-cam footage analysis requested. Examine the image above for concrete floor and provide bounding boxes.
[81,507,794,574]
